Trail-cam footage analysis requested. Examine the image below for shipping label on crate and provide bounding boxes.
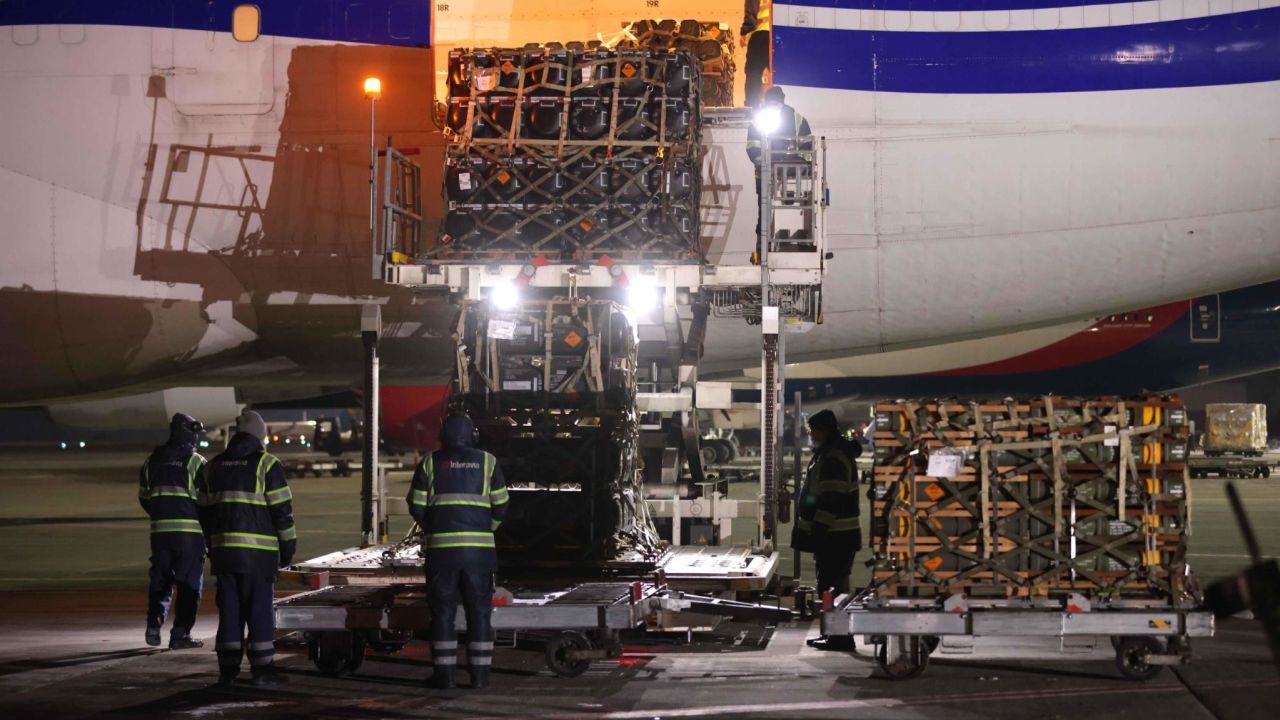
[487,319,516,340]
[926,448,965,478]
[1104,425,1119,447]
[458,172,472,191]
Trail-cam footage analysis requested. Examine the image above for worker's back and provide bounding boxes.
[139,442,205,543]
[409,416,509,571]
[203,431,294,576]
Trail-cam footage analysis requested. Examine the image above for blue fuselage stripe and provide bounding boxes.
[0,0,430,48]
[774,8,1280,93]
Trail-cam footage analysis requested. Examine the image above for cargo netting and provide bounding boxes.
[869,396,1194,602]
[436,39,706,264]
[434,299,663,570]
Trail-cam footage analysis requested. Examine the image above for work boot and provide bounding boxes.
[251,668,289,687]
[145,626,162,647]
[807,635,856,651]
[169,636,204,650]
[215,672,238,688]
[469,667,490,689]
[429,669,456,690]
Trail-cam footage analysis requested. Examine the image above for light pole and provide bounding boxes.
[361,78,382,548]
[364,76,382,279]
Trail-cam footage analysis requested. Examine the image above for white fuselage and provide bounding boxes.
[1,0,1277,403]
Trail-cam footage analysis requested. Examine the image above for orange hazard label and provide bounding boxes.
[922,556,944,571]
[563,330,583,348]
[496,170,511,184]
[579,219,593,232]
[501,60,515,73]
[924,483,945,501]
[621,63,637,78]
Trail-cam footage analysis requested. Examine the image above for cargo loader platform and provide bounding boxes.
[821,592,1214,681]
[285,543,779,594]
[277,577,792,678]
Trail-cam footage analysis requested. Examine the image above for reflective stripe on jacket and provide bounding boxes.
[792,439,862,552]
[201,433,296,575]
[408,447,509,570]
[742,0,771,34]
[139,448,206,536]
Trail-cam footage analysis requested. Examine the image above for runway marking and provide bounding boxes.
[539,678,1280,719]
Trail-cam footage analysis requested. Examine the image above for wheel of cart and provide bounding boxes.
[543,629,624,678]
[1113,636,1165,681]
[544,631,594,678]
[874,635,934,680]
[308,630,367,677]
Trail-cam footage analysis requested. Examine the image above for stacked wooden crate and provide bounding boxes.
[437,43,704,264]
[869,396,1191,601]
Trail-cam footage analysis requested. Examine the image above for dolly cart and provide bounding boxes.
[821,590,1214,680]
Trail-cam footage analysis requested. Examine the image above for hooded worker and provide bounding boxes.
[200,409,296,687]
[138,413,208,649]
[793,409,862,650]
[746,85,813,262]
[408,414,509,690]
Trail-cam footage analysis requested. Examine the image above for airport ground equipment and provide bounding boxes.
[278,578,791,678]
[822,592,1214,681]
[380,40,828,548]
[1190,403,1272,478]
[281,34,828,670]
[1188,454,1273,479]
[828,394,1214,679]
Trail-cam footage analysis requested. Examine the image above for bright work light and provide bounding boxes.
[753,105,782,135]
[626,279,659,315]
[363,76,382,100]
[491,282,520,311]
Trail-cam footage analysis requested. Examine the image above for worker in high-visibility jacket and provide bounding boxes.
[408,414,509,690]
[747,85,813,261]
[792,409,862,650]
[139,413,208,650]
[741,0,772,107]
[199,410,296,687]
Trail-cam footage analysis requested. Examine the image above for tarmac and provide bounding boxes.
[1,448,1278,719]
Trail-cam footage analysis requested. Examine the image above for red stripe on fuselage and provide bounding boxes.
[928,301,1187,376]
[380,384,450,450]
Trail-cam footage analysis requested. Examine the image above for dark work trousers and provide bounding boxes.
[147,543,204,639]
[744,30,771,108]
[813,541,858,597]
[427,565,495,677]
[214,573,276,675]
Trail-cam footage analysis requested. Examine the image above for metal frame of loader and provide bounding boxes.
[821,590,1214,681]
[278,579,790,678]
[274,86,829,679]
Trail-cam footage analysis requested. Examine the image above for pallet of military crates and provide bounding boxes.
[437,41,704,264]
[446,298,663,573]
[619,19,736,107]
[869,395,1192,602]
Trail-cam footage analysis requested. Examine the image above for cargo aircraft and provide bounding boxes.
[2,1,1278,446]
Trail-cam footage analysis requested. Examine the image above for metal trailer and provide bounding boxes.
[821,591,1214,681]
[1188,454,1273,479]
[276,580,792,678]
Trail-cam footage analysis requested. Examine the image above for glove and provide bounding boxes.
[278,549,294,569]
